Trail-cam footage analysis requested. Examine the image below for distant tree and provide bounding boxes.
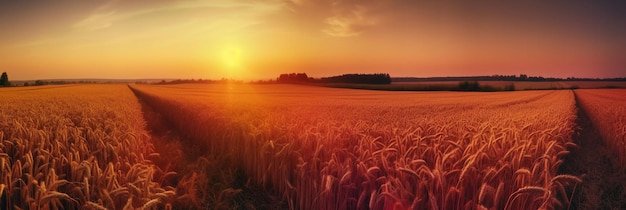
[458,81,480,91]
[277,73,310,83]
[0,72,9,87]
[319,73,392,84]
[519,74,528,80]
[35,80,45,86]
[24,82,29,86]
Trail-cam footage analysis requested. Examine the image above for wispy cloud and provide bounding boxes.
[322,6,378,37]
[72,0,282,31]
[284,0,385,37]
[73,11,117,30]
[71,0,125,30]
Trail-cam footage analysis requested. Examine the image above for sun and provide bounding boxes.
[221,47,243,74]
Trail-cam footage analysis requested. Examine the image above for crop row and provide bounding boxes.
[0,85,176,209]
[574,89,626,165]
[130,84,581,209]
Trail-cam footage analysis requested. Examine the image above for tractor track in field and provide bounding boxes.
[129,86,285,209]
[559,90,626,210]
[129,85,626,209]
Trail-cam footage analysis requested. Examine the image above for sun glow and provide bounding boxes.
[221,47,245,78]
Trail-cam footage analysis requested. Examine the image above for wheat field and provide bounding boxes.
[6,84,619,209]
[0,85,177,209]
[574,89,626,164]
[129,84,582,209]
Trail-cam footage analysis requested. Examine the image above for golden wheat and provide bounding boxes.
[130,84,581,209]
[574,89,626,165]
[0,85,176,209]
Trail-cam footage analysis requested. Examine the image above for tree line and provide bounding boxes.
[0,72,10,87]
[154,78,244,85]
[276,73,392,84]
[394,74,626,82]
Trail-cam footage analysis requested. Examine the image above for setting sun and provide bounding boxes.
[220,47,245,78]
[222,48,242,69]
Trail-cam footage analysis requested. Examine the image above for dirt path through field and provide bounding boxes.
[134,88,187,181]
[129,86,284,209]
[559,91,626,209]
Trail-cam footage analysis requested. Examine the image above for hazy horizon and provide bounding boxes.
[1,0,625,80]
[7,73,626,82]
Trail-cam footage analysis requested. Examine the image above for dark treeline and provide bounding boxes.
[1,72,10,87]
[276,73,392,84]
[276,73,312,83]
[393,74,626,82]
[24,80,97,86]
[455,81,516,92]
[319,73,392,84]
[155,78,244,85]
[0,72,98,87]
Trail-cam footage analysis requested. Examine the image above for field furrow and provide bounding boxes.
[560,89,626,209]
[130,84,580,210]
[574,89,626,165]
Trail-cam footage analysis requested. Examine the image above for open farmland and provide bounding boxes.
[0,85,178,209]
[130,84,582,209]
[5,83,626,209]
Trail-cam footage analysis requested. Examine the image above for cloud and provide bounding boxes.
[288,0,304,5]
[71,0,385,37]
[322,6,378,37]
[73,11,117,30]
[283,0,385,37]
[71,0,124,30]
[72,0,282,31]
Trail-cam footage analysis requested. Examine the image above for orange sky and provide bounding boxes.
[1,0,624,80]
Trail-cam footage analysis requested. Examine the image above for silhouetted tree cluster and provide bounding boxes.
[26,80,97,86]
[277,73,311,83]
[156,78,243,85]
[251,79,276,84]
[458,81,480,91]
[489,74,550,81]
[0,72,10,87]
[320,73,391,84]
[275,73,392,84]
[454,81,503,92]
[565,77,626,81]
[394,74,626,82]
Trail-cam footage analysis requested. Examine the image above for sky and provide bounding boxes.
[1,0,625,80]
